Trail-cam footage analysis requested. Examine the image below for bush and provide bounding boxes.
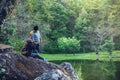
[43,41,59,53]
[80,40,93,53]
[100,40,114,54]
[8,39,26,52]
[57,37,80,53]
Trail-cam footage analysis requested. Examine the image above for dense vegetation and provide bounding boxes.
[1,0,120,54]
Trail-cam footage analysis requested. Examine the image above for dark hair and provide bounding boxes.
[34,26,38,30]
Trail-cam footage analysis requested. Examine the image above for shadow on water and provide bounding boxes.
[51,59,120,80]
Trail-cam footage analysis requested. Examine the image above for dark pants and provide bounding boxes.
[36,44,40,52]
[30,49,44,61]
[31,55,44,60]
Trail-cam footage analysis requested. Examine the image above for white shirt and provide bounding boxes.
[31,31,41,43]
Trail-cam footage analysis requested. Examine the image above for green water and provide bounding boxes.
[51,59,120,80]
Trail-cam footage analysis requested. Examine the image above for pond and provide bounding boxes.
[51,59,120,80]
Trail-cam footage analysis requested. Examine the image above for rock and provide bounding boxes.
[60,62,79,80]
[0,53,74,80]
[0,44,13,53]
[34,62,79,80]
[34,69,71,80]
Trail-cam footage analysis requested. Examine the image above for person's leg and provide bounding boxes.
[30,49,48,62]
[34,55,44,60]
[36,44,40,52]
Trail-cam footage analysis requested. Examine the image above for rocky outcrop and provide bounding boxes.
[35,62,79,80]
[0,52,77,80]
[60,62,79,80]
[34,69,71,80]
[0,44,13,53]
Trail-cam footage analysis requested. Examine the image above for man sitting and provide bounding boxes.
[21,38,46,61]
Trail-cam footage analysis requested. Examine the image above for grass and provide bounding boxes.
[40,51,120,80]
[41,50,120,61]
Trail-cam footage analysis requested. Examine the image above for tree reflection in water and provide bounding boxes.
[51,59,120,80]
[81,59,116,80]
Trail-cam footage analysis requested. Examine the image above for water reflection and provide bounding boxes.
[81,59,116,80]
[51,59,120,80]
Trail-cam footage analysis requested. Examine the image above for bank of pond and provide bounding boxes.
[51,59,120,80]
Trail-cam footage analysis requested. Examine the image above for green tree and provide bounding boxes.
[100,40,114,58]
[57,37,80,54]
[1,0,120,53]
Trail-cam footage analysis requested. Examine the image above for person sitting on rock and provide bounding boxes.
[21,38,46,61]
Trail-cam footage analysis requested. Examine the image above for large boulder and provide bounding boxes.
[0,52,77,80]
[34,69,71,80]
[60,62,79,80]
[35,62,79,80]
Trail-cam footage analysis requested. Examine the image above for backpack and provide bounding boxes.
[29,30,33,36]
[21,41,36,56]
[21,45,28,56]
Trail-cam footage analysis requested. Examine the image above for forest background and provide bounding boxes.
[1,0,120,54]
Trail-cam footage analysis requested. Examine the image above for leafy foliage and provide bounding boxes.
[57,37,80,53]
[1,0,120,53]
[8,39,25,52]
[100,40,114,54]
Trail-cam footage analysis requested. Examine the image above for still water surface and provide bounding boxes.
[52,59,120,80]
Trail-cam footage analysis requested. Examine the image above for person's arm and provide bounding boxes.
[40,37,42,43]
[38,31,42,43]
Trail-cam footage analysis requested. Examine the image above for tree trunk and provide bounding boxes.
[0,0,17,28]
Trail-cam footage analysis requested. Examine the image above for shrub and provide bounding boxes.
[100,40,114,54]
[8,39,26,52]
[43,41,59,53]
[57,37,80,53]
[80,40,93,53]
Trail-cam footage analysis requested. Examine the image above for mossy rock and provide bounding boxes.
[0,44,13,53]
